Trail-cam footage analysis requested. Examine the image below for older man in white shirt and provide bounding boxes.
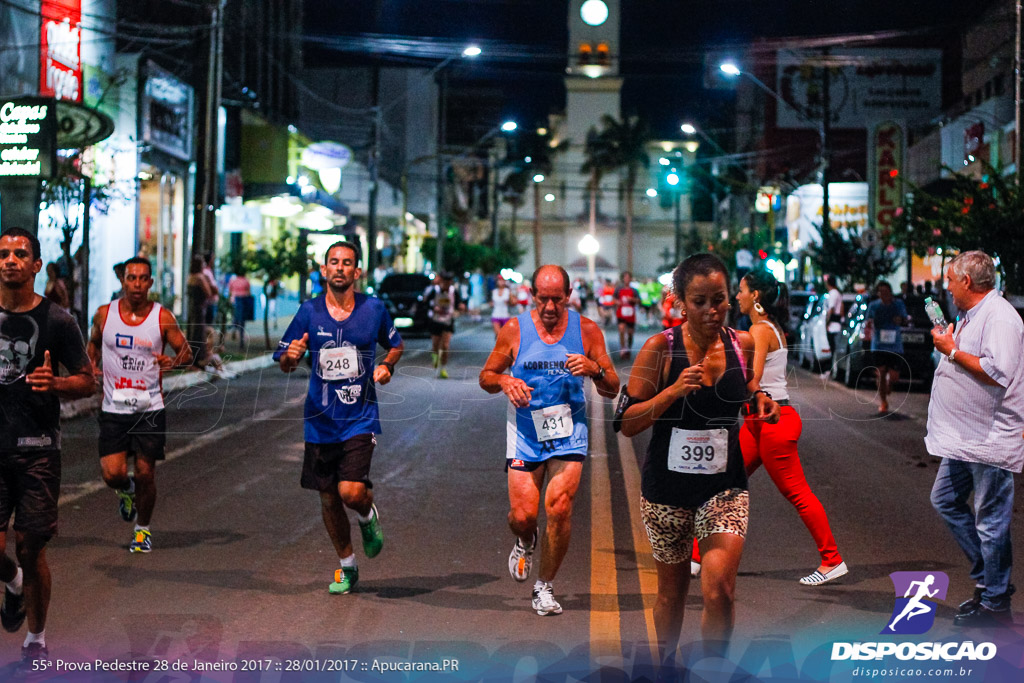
[927,250,1024,628]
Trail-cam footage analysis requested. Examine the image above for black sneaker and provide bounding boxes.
[958,584,1015,615]
[1,585,25,633]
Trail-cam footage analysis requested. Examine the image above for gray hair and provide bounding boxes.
[949,250,996,292]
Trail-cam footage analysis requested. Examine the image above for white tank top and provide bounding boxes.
[755,320,789,401]
[101,302,166,414]
[491,287,511,319]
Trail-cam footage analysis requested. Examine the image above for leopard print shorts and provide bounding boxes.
[640,488,749,564]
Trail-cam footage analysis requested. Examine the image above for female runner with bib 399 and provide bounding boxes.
[615,254,779,672]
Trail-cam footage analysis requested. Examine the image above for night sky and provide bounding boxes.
[302,0,988,139]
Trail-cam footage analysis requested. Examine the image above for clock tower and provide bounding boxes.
[564,0,622,150]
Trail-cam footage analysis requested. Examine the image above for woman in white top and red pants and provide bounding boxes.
[734,269,847,585]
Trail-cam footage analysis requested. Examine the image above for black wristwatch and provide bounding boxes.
[594,366,606,381]
[379,361,395,375]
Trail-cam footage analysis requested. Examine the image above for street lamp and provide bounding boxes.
[719,58,832,242]
[578,233,600,284]
[501,120,518,132]
[435,45,483,272]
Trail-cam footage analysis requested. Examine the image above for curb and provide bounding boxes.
[60,353,277,420]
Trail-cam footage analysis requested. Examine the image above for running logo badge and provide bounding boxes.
[115,333,134,349]
[882,571,949,635]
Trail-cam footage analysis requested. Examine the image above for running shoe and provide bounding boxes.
[16,642,49,676]
[117,477,137,523]
[431,352,439,369]
[508,533,536,582]
[358,504,384,558]
[129,529,152,553]
[532,584,563,616]
[1,585,25,632]
[329,567,359,594]
[690,560,701,578]
[439,368,449,379]
[799,561,848,586]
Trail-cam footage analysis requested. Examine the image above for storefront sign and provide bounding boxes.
[141,60,194,161]
[873,121,903,229]
[0,98,57,178]
[40,0,82,103]
[56,100,114,148]
[777,49,941,129]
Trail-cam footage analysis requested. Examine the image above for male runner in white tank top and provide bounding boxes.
[87,257,192,553]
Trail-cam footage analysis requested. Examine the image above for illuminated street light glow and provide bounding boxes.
[462,45,482,58]
[720,62,741,77]
[646,188,658,197]
[580,0,609,26]
[501,121,517,132]
[680,123,696,135]
[533,173,545,183]
[544,193,555,202]
[578,233,600,256]
[659,157,670,166]
[666,172,680,186]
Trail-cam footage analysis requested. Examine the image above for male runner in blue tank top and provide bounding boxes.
[480,265,619,615]
[275,241,404,595]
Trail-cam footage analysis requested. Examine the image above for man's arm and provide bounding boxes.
[576,317,619,398]
[372,310,404,385]
[932,323,1005,388]
[86,304,108,384]
[479,318,532,407]
[159,307,194,370]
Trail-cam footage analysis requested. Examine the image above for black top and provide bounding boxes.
[641,325,749,508]
[0,298,89,453]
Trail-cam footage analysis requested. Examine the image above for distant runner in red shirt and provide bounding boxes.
[615,271,639,359]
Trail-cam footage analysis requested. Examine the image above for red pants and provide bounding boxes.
[693,407,842,566]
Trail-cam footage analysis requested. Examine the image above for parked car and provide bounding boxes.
[798,292,857,371]
[377,273,432,337]
[830,295,936,388]
[785,289,814,353]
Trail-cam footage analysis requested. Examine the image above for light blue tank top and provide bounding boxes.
[506,310,588,462]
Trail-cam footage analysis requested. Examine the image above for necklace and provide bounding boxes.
[685,328,715,366]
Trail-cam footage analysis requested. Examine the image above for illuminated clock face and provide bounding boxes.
[580,0,609,26]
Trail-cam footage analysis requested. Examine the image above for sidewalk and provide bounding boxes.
[59,313,294,420]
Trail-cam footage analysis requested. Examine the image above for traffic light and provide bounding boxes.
[658,166,684,209]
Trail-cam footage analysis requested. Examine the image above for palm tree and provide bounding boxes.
[580,125,617,254]
[595,114,650,273]
[513,130,568,271]
[499,169,528,238]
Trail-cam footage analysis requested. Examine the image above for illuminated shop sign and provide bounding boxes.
[40,0,82,103]
[0,98,57,178]
[140,60,194,160]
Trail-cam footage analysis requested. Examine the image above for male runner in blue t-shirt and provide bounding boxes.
[274,241,403,594]
[480,265,619,615]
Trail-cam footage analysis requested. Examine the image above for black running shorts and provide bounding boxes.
[302,434,376,491]
[428,320,455,337]
[98,410,167,460]
[0,449,61,538]
[505,453,585,472]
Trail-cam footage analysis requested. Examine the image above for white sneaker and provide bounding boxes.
[799,561,849,586]
[690,560,701,578]
[508,533,536,582]
[532,583,563,616]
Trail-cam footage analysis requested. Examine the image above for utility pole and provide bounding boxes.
[1016,1,1023,185]
[367,66,381,275]
[434,70,448,272]
[195,0,224,260]
[490,144,500,250]
[820,49,832,242]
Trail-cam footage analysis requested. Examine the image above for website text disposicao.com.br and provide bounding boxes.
[852,665,978,679]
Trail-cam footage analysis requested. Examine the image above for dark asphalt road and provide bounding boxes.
[3,320,1022,682]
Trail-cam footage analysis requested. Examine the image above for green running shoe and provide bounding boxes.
[329,566,359,594]
[117,477,137,522]
[359,504,384,558]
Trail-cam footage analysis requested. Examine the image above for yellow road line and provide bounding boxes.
[617,430,660,661]
[588,382,621,656]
